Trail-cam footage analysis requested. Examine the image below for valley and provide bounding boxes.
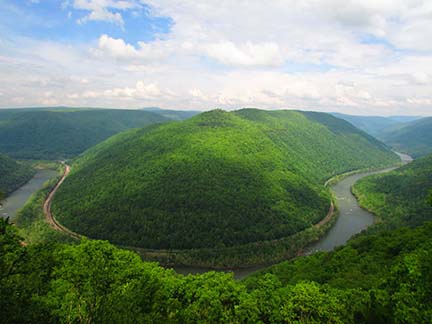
[1,107,430,324]
[49,109,398,267]
[3,3,432,321]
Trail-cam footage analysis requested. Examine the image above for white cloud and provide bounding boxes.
[92,34,170,61]
[103,81,164,99]
[3,1,432,115]
[204,41,283,67]
[70,0,141,28]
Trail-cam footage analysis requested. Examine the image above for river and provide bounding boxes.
[0,169,58,220]
[1,154,412,279]
[174,152,413,278]
[305,152,412,253]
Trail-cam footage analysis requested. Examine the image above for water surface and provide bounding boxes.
[0,169,58,220]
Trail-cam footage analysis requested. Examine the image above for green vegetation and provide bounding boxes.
[0,153,35,194]
[353,153,432,227]
[2,217,431,323]
[380,117,432,158]
[244,149,432,323]
[51,109,397,265]
[0,108,169,159]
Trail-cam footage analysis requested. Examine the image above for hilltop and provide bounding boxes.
[51,109,398,258]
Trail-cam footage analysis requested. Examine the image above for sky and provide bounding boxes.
[1,0,432,115]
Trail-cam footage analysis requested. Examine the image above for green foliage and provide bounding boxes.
[353,153,432,227]
[2,219,430,323]
[52,109,397,258]
[0,108,169,159]
[247,153,432,323]
[0,153,35,194]
[380,116,432,158]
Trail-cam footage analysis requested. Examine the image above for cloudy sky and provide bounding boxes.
[1,0,432,115]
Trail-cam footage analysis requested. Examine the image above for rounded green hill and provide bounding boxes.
[52,109,398,250]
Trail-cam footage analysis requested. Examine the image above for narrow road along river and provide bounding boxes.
[0,169,58,219]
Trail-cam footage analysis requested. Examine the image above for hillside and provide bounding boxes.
[51,109,398,254]
[0,108,169,159]
[0,154,35,194]
[379,117,432,158]
[352,153,432,228]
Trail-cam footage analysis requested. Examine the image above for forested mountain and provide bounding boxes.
[52,109,398,257]
[379,117,432,158]
[330,113,414,137]
[0,154,35,194]
[0,108,169,159]
[244,151,432,323]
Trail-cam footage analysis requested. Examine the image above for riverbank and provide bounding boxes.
[0,169,58,220]
[10,155,408,277]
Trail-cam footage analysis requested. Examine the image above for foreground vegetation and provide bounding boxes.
[0,108,169,160]
[2,216,431,324]
[51,109,397,265]
[0,153,35,194]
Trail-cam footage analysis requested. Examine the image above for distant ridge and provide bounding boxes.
[379,116,432,158]
[0,108,170,159]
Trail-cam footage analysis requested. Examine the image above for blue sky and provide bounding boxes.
[0,0,432,116]
[0,1,172,44]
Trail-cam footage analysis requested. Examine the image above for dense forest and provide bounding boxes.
[0,154,35,195]
[353,153,432,227]
[2,202,431,323]
[0,108,169,159]
[51,109,398,265]
[379,117,432,158]
[244,151,432,323]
